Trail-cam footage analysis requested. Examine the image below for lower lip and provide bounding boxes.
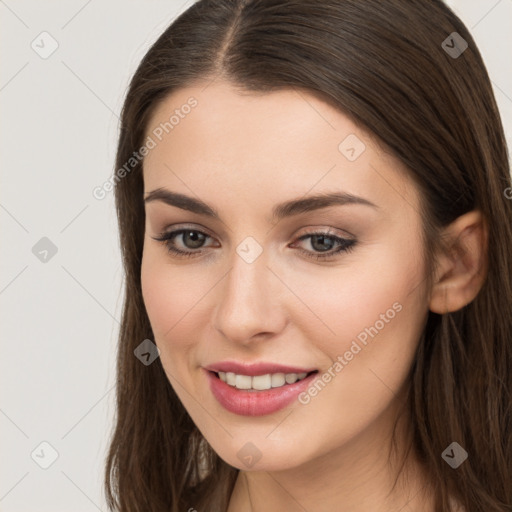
[205,370,318,416]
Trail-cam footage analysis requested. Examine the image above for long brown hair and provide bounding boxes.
[104,1,512,510]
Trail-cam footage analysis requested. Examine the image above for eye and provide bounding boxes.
[290,229,357,261]
[152,228,216,258]
[151,227,357,261]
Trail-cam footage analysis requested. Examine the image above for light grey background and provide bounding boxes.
[1,1,511,510]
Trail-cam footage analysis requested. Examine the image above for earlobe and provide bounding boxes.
[429,210,488,314]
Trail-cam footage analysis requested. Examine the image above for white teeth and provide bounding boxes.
[271,373,285,387]
[285,373,298,384]
[217,371,310,390]
[235,374,252,389]
[252,374,272,390]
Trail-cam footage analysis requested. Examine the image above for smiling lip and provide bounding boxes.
[203,361,317,376]
[203,361,318,416]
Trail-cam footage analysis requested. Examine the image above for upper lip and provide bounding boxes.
[203,361,317,376]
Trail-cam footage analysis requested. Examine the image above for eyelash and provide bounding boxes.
[152,227,357,261]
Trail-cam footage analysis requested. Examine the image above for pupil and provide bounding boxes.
[185,231,205,249]
[312,235,334,252]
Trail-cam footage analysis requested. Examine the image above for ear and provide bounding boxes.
[429,210,488,314]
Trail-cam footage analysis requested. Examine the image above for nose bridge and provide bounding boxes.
[213,244,286,343]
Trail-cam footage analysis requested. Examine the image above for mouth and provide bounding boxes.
[204,366,319,416]
[211,370,318,391]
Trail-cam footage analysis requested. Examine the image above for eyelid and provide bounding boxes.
[158,222,215,236]
[154,223,352,241]
[295,225,355,239]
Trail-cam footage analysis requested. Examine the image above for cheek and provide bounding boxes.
[140,247,214,370]
[266,246,428,461]
[289,232,428,394]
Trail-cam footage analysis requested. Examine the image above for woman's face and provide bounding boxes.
[141,80,430,472]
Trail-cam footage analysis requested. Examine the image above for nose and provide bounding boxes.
[212,249,288,345]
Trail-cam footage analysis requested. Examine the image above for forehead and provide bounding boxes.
[142,81,419,221]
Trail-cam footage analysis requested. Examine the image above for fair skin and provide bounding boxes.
[140,80,486,511]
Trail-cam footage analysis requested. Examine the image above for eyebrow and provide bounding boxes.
[143,188,379,221]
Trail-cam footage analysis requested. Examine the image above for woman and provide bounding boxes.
[104,1,512,510]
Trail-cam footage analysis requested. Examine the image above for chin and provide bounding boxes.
[206,433,319,472]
